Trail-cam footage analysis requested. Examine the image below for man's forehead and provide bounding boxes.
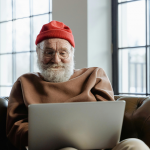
[41,38,71,48]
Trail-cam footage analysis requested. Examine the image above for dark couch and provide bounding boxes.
[0,96,150,150]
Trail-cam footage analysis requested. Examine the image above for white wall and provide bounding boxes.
[88,0,112,82]
[52,0,88,69]
[52,0,112,82]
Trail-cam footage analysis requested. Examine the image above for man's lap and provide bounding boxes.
[59,138,150,150]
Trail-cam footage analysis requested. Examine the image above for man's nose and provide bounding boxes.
[51,53,61,63]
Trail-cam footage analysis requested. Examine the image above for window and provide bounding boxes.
[112,0,150,96]
[0,0,52,96]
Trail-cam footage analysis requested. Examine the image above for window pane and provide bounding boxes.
[32,14,49,50]
[15,18,30,52]
[15,0,30,19]
[119,48,146,94]
[32,0,49,15]
[118,0,145,47]
[118,0,132,2]
[50,13,52,21]
[0,87,12,97]
[0,54,12,85]
[119,94,146,97]
[50,0,52,12]
[0,0,12,22]
[0,21,12,53]
[16,53,30,80]
[33,52,40,72]
[147,47,150,94]
[147,0,150,45]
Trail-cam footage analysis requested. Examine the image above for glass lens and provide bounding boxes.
[15,0,30,19]
[0,54,12,85]
[15,18,30,52]
[32,0,49,15]
[0,21,12,53]
[16,53,30,80]
[0,87,12,97]
[33,52,40,72]
[118,0,145,47]
[44,49,54,56]
[59,50,68,58]
[32,14,49,50]
[0,0,12,22]
[119,48,146,94]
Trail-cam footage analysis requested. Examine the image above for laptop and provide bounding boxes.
[28,101,125,150]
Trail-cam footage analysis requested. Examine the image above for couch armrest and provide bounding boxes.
[115,96,150,148]
[0,97,18,150]
[0,97,8,149]
[0,97,8,140]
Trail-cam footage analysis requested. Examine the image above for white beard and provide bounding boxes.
[37,59,74,83]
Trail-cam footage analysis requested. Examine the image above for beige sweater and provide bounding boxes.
[6,67,114,150]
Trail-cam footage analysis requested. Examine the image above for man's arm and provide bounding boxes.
[6,79,28,150]
[91,68,114,101]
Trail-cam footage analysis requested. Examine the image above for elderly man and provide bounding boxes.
[6,21,149,150]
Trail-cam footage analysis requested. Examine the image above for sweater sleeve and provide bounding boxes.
[91,68,115,101]
[6,79,28,150]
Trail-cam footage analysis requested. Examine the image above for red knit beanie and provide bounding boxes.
[35,20,75,47]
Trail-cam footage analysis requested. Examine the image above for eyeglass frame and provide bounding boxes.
[37,46,71,59]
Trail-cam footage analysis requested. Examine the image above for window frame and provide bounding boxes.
[0,0,52,96]
[112,0,150,96]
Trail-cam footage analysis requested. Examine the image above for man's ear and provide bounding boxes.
[36,47,40,59]
[36,44,40,54]
[36,47,38,55]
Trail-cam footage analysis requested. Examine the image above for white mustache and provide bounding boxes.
[42,62,65,70]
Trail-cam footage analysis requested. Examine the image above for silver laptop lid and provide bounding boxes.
[28,101,125,150]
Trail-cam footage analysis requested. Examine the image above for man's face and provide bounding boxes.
[37,38,73,66]
[36,38,74,82]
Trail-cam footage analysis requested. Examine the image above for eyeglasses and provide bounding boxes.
[38,47,71,59]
